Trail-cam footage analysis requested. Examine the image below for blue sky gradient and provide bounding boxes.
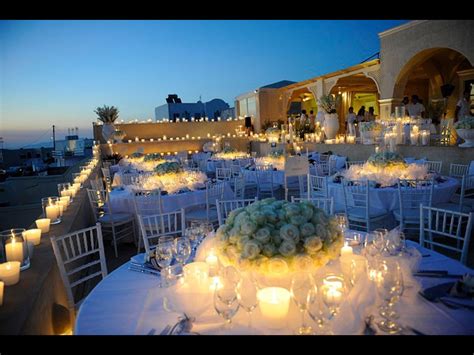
[0,20,407,148]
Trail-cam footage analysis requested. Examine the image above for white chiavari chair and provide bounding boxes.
[291,196,334,215]
[342,180,390,232]
[101,167,112,192]
[232,174,246,199]
[307,174,329,198]
[449,163,469,179]
[230,163,242,177]
[255,164,278,198]
[87,188,136,258]
[186,181,226,225]
[121,172,140,186]
[132,189,163,252]
[216,198,258,226]
[216,167,232,182]
[420,205,474,265]
[51,223,108,322]
[436,175,474,213]
[90,177,103,191]
[395,178,434,234]
[424,161,443,174]
[137,209,185,255]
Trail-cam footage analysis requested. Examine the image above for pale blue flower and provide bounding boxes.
[255,227,271,244]
[279,240,297,257]
[304,236,323,255]
[290,215,307,226]
[299,223,316,238]
[240,220,257,235]
[284,203,301,218]
[250,211,266,225]
[242,240,261,260]
[262,243,277,257]
[280,224,300,243]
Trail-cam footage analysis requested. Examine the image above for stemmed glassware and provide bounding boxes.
[236,273,258,328]
[335,213,348,235]
[156,236,175,287]
[174,237,191,266]
[290,272,317,335]
[319,274,347,319]
[374,258,404,334]
[214,266,241,329]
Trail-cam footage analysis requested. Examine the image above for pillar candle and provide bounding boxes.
[6,237,24,263]
[205,254,219,277]
[340,242,353,257]
[257,287,291,329]
[22,229,42,246]
[0,262,20,286]
[46,204,59,220]
[35,218,50,233]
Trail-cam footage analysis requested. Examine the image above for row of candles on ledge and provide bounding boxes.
[0,156,100,304]
[97,117,246,124]
[107,132,242,145]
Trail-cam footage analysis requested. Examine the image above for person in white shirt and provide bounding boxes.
[299,110,308,125]
[455,91,471,122]
[405,95,425,118]
[346,106,357,136]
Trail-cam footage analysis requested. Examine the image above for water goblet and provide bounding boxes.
[174,237,192,266]
[335,213,348,235]
[156,236,175,286]
[236,274,258,328]
[290,272,317,335]
[320,274,347,319]
[214,284,240,330]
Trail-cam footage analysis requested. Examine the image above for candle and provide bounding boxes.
[340,242,353,257]
[421,131,429,146]
[0,262,21,286]
[375,146,380,153]
[22,229,42,246]
[205,253,219,277]
[257,287,291,329]
[46,204,59,221]
[183,262,209,288]
[0,281,3,306]
[6,235,24,263]
[60,196,70,207]
[35,218,50,233]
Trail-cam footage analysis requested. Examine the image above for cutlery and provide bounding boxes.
[130,261,161,271]
[159,325,172,335]
[128,265,161,277]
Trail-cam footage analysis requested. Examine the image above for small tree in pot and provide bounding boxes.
[95,105,119,142]
[317,94,341,140]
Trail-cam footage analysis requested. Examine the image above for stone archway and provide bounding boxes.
[392,47,473,119]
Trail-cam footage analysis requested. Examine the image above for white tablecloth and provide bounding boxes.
[75,238,474,335]
[327,177,459,213]
[108,183,234,214]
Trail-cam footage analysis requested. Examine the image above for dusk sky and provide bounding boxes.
[0,20,408,148]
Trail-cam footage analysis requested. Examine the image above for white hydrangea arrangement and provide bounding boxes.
[215,198,344,274]
[144,153,165,162]
[153,161,183,175]
[454,116,474,129]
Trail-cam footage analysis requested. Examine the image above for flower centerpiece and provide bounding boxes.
[359,121,382,144]
[256,150,285,170]
[129,152,144,159]
[454,116,474,148]
[213,146,248,160]
[317,95,341,139]
[144,153,165,162]
[265,127,281,143]
[154,161,183,176]
[343,152,429,187]
[215,199,344,277]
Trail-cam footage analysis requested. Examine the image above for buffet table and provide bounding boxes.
[75,238,474,335]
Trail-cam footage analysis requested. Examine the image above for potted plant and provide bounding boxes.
[454,116,474,148]
[94,105,119,142]
[317,95,341,139]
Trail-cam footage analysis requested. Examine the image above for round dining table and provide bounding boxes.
[75,236,474,335]
[327,177,459,213]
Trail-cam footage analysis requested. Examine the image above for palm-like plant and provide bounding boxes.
[94,105,119,123]
[317,95,341,114]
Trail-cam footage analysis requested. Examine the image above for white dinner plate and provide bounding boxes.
[131,253,146,265]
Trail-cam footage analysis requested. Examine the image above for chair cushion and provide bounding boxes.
[347,206,388,219]
[99,213,134,224]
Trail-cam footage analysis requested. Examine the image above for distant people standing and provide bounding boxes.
[299,110,307,125]
[357,106,366,122]
[455,91,471,123]
[405,95,425,118]
[366,107,376,121]
[346,107,357,135]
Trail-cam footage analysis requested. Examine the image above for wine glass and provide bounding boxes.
[290,272,317,335]
[320,274,347,319]
[335,213,348,235]
[236,274,258,328]
[214,283,240,330]
[386,231,406,256]
[174,237,191,266]
[375,258,404,334]
[374,228,389,253]
[184,227,198,251]
[156,236,175,286]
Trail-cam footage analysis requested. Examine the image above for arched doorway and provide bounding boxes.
[286,87,317,117]
[328,74,380,133]
[392,48,473,120]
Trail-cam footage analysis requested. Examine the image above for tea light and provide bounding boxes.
[340,242,353,257]
[135,137,139,142]
[346,232,363,247]
[375,146,380,153]
[35,218,50,233]
[347,135,355,144]
[0,261,21,286]
[22,229,42,246]
[421,130,429,146]
[257,287,291,329]
[0,281,3,305]
[6,235,24,263]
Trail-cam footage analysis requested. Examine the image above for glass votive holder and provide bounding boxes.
[58,182,72,200]
[41,197,61,225]
[22,228,42,246]
[0,261,21,286]
[0,229,30,271]
[72,173,83,188]
[35,218,51,233]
